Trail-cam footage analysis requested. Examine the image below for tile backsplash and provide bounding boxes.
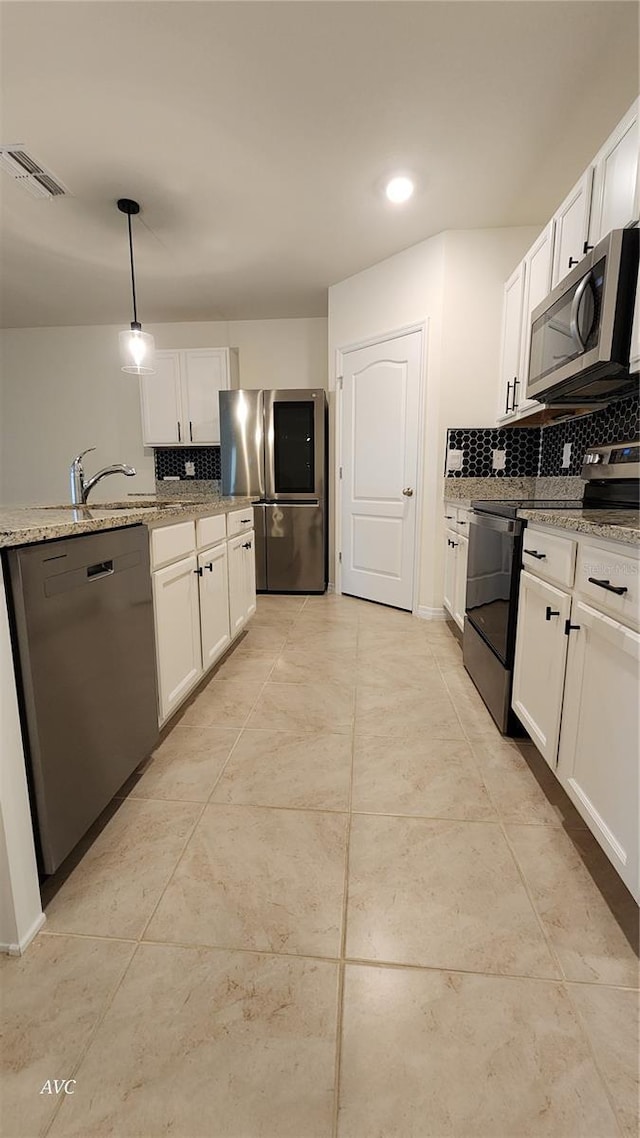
[155,446,221,481]
[445,392,639,479]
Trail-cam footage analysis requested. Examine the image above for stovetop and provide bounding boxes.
[471,499,585,519]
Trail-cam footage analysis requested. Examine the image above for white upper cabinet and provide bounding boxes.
[551,168,594,288]
[631,261,640,374]
[140,351,183,446]
[516,221,554,416]
[497,264,526,422]
[140,347,236,447]
[589,98,640,246]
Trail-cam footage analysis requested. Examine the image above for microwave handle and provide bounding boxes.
[569,271,592,351]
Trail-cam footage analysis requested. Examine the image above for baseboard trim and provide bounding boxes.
[415,605,447,621]
[326,582,335,594]
[1,910,46,956]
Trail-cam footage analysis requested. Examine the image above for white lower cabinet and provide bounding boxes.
[442,519,468,632]
[443,529,456,616]
[198,543,231,669]
[228,530,256,635]
[452,534,468,631]
[153,554,202,722]
[557,602,640,901]
[512,570,571,766]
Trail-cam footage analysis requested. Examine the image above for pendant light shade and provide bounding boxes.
[117,198,155,375]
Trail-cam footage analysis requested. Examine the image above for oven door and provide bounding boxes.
[465,513,522,667]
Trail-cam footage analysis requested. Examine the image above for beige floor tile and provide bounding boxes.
[356,647,440,689]
[357,626,432,655]
[285,626,358,653]
[346,814,559,976]
[338,965,620,1138]
[212,729,352,811]
[256,593,308,615]
[0,934,134,1138]
[49,944,337,1138]
[355,681,464,740]
[124,725,239,802]
[441,669,501,739]
[568,983,640,1138]
[352,736,495,820]
[506,824,640,986]
[472,739,587,827]
[246,681,355,735]
[271,646,357,686]
[208,648,276,684]
[179,678,263,729]
[145,804,348,956]
[44,799,200,939]
[235,625,290,653]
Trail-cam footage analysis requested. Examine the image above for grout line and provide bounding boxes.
[562,982,628,1138]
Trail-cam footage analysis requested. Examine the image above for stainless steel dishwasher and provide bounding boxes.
[7,526,159,875]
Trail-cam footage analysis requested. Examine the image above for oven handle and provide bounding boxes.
[470,512,520,535]
[569,271,592,351]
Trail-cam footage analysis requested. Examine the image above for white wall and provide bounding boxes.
[328,225,538,613]
[0,317,327,505]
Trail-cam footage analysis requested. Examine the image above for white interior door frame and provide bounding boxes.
[334,320,428,614]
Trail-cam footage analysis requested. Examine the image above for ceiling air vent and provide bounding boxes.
[0,146,70,199]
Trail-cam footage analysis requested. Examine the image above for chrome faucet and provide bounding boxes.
[70,448,136,505]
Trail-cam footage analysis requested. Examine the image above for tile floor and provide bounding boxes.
[2,593,638,1138]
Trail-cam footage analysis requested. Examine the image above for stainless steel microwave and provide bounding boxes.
[526,227,639,405]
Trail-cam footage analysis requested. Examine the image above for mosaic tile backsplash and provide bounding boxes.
[155,446,221,481]
[445,392,639,479]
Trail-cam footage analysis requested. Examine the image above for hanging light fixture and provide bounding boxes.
[117,197,155,375]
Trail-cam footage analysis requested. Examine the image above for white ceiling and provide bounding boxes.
[0,1,638,328]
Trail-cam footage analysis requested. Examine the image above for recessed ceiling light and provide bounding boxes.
[385,176,414,204]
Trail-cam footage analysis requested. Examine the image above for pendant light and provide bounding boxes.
[117,198,155,375]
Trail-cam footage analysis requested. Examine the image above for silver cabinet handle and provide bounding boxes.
[402,488,414,497]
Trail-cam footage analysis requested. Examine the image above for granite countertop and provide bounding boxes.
[518,508,640,547]
[0,495,253,549]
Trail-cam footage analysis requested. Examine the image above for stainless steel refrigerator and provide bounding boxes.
[219,388,327,593]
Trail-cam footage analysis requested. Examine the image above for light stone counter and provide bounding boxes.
[0,495,252,549]
[517,508,639,547]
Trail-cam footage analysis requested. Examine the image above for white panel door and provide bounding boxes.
[518,221,554,413]
[242,530,257,621]
[227,533,247,636]
[153,554,202,723]
[551,168,594,288]
[497,263,525,422]
[139,351,182,446]
[452,534,468,632]
[340,331,422,610]
[443,529,456,617]
[511,571,571,767]
[557,602,640,901]
[183,349,229,444]
[198,543,231,670]
[589,99,640,244]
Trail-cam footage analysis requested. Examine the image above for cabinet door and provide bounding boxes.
[227,533,247,637]
[198,543,231,670]
[140,351,182,446]
[589,99,640,245]
[242,529,257,621]
[182,349,229,444]
[630,262,640,374]
[557,601,640,901]
[512,571,571,766]
[452,534,468,632]
[497,264,525,422]
[551,168,594,288]
[443,529,457,616]
[519,221,554,412]
[153,555,202,723]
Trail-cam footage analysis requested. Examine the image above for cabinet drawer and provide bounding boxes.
[196,513,226,549]
[227,506,255,537]
[443,505,470,534]
[151,521,196,569]
[522,527,576,588]
[576,543,639,628]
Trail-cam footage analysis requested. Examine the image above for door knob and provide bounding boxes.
[402,487,414,497]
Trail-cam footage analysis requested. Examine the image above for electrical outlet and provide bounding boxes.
[492,449,506,471]
[446,449,464,472]
[185,461,196,477]
[562,443,572,468]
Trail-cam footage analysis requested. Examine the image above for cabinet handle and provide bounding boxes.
[194,567,203,576]
[568,256,580,269]
[587,576,628,596]
[512,377,519,409]
[449,540,459,548]
[177,421,181,443]
[445,514,454,520]
[240,519,252,525]
[582,241,593,255]
[524,549,546,560]
[564,620,581,636]
[204,562,214,572]
[505,380,513,415]
[458,520,467,525]
[545,607,560,621]
[242,542,252,550]
[189,421,193,442]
